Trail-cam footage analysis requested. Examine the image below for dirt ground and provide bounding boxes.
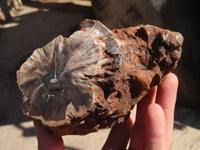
[0,1,200,150]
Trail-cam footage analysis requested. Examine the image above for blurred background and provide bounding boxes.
[0,0,199,149]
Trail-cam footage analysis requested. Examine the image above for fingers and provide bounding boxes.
[33,119,53,139]
[104,73,178,150]
[129,73,178,150]
[33,120,65,150]
[128,86,158,150]
[135,86,157,126]
[144,72,178,150]
[145,103,167,150]
[102,107,136,150]
[156,73,178,148]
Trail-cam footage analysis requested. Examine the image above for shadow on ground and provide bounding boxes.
[174,106,200,130]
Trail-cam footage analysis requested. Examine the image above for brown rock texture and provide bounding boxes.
[16,19,183,136]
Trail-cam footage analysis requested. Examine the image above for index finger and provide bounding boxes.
[155,73,178,149]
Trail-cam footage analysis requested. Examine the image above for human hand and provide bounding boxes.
[34,73,178,150]
[33,120,65,150]
[102,73,178,150]
[103,73,178,150]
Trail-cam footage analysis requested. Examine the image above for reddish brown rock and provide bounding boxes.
[16,19,183,136]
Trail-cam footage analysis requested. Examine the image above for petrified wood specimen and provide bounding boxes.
[17,19,183,136]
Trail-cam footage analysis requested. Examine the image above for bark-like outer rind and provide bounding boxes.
[17,19,183,136]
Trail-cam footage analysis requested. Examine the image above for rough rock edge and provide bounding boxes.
[17,19,183,136]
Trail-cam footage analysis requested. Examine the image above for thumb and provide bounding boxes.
[33,120,65,150]
[145,104,167,150]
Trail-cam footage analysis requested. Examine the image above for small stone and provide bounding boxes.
[16,19,183,136]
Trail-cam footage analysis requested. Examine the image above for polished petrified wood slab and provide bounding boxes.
[17,19,183,136]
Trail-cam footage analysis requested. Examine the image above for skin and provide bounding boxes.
[34,73,178,150]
